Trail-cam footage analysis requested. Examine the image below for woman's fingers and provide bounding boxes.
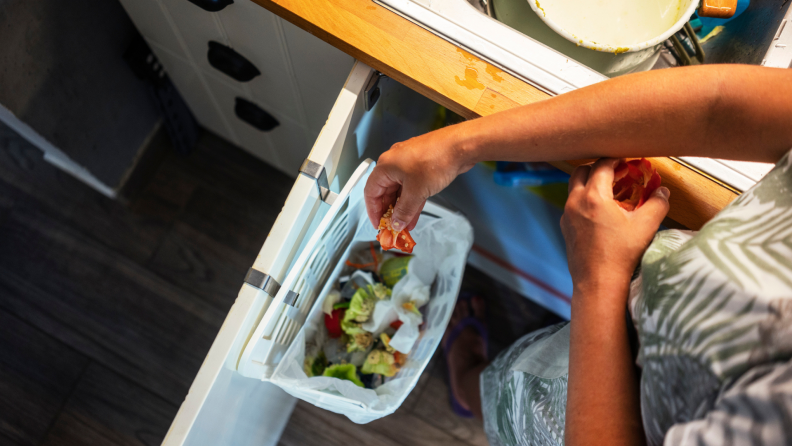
[391,182,426,231]
[569,165,591,194]
[364,166,401,228]
[363,163,427,231]
[587,158,620,197]
[636,186,671,226]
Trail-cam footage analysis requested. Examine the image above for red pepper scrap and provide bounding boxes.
[377,205,416,253]
[612,158,662,211]
[324,308,345,338]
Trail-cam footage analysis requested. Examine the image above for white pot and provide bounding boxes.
[527,0,699,53]
[493,0,664,76]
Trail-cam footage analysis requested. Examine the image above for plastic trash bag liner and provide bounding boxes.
[269,203,473,423]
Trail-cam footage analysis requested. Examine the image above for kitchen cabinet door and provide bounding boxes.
[159,0,229,76]
[116,0,183,56]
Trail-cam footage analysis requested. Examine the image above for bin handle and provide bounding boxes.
[239,159,375,375]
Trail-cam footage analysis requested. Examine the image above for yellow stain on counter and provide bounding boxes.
[485,65,504,82]
[455,67,485,90]
[457,48,477,64]
[455,48,505,90]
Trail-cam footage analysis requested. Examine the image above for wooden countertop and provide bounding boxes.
[253,0,739,230]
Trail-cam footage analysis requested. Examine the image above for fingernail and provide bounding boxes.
[656,187,670,200]
[392,218,406,230]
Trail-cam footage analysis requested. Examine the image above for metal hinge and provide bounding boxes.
[299,159,338,205]
[244,268,281,297]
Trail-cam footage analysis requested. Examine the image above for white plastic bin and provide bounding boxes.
[236,158,473,422]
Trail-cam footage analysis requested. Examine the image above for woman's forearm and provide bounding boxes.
[458,65,792,165]
[566,282,644,446]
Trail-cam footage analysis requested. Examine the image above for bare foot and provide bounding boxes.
[442,295,488,416]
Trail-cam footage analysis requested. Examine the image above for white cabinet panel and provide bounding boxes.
[152,43,236,145]
[264,112,313,176]
[117,0,183,56]
[121,0,358,179]
[280,19,355,133]
[203,75,285,170]
[160,0,227,75]
[218,1,303,124]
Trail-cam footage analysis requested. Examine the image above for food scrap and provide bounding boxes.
[322,363,364,387]
[303,244,427,390]
[324,308,345,339]
[377,205,416,253]
[612,158,662,211]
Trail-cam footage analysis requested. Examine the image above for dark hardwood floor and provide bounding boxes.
[0,123,561,446]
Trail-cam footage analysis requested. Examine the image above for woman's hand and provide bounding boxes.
[364,125,476,230]
[561,158,671,300]
[564,157,665,446]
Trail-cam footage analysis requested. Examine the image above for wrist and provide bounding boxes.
[572,275,632,311]
[450,120,485,166]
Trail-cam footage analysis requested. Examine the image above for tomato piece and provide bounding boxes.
[390,320,403,330]
[376,205,416,253]
[611,158,662,211]
[324,308,345,338]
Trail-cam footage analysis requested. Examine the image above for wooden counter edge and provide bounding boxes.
[252,0,739,230]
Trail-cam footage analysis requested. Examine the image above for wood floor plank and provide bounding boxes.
[0,308,89,446]
[410,353,490,446]
[279,400,472,446]
[0,126,176,264]
[40,363,176,446]
[401,354,440,413]
[460,266,563,347]
[176,132,293,210]
[0,203,225,405]
[177,184,278,258]
[125,156,200,230]
[145,221,255,311]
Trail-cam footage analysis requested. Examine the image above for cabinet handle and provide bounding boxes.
[207,41,260,82]
[187,0,233,12]
[235,98,279,131]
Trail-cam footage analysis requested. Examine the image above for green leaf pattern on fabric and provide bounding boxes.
[629,150,792,444]
[479,149,792,446]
